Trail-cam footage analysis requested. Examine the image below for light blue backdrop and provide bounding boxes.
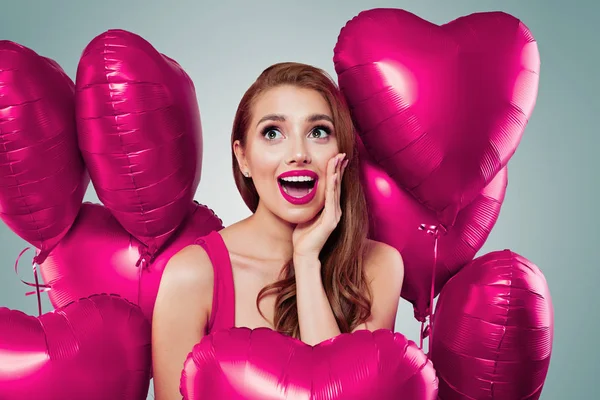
[1,1,597,399]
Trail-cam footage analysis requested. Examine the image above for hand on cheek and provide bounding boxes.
[291,153,348,263]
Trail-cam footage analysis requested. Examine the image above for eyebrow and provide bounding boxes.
[256,113,334,127]
[256,114,285,127]
[307,114,334,124]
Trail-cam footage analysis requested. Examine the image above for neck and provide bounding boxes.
[245,200,295,262]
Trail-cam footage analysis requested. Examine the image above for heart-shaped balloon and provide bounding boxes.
[181,327,438,399]
[0,41,89,263]
[39,201,223,322]
[358,137,507,320]
[0,294,152,399]
[431,250,554,399]
[75,29,203,261]
[334,9,539,226]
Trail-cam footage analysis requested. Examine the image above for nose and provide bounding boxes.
[286,136,311,165]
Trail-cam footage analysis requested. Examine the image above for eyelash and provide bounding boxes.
[261,125,332,140]
[310,125,332,138]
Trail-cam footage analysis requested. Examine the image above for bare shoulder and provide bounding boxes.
[217,220,248,246]
[351,239,404,332]
[153,242,215,328]
[161,243,215,294]
[151,243,215,399]
[363,238,404,284]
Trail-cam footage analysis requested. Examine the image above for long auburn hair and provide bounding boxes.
[231,62,371,339]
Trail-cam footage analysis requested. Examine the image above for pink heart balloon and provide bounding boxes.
[181,328,438,399]
[75,29,203,261]
[334,9,539,226]
[0,294,152,399]
[431,250,554,399]
[39,201,223,322]
[358,137,507,320]
[0,41,89,263]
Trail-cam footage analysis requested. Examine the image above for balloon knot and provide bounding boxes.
[414,308,427,323]
[32,252,47,266]
[418,223,447,237]
[136,244,157,269]
[421,324,431,340]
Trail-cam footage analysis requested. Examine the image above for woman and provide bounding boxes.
[152,62,404,399]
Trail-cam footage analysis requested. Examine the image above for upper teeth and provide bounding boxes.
[281,176,314,182]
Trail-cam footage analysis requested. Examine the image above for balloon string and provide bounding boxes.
[32,264,44,317]
[133,236,153,308]
[418,223,444,358]
[14,247,50,317]
[138,257,145,307]
[419,320,427,350]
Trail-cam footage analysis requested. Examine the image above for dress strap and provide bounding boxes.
[194,230,235,334]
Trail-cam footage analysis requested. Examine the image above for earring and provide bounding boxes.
[244,171,250,177]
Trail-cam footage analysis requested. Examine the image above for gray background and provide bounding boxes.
[1,1,597,399]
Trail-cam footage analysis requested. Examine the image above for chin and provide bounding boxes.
[270,194,325,224]
[278,206,321,225]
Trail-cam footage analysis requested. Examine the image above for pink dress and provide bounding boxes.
[193,230,235,334]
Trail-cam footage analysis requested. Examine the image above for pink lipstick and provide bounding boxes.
[277,170,319,205]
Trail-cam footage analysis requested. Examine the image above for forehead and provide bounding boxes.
[251,85,332,121]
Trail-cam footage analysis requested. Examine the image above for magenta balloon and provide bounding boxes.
[181,328,438,399]
[431,250,554,399]
[0,294,151,399]
[0,41,89,263]
[75,29,203,259]
[358,137,507,320]
[334,8,539,227]
[39,202,223,322]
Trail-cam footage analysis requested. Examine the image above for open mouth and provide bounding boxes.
[278,176,316,198]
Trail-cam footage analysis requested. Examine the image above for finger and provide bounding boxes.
[335,169,342,207]
[337,153,345,175]
[338,155,346,183]
[325,154,343,226]
[328,154,340,191]
[328,153,341,178]
[329,154,342,190]
[335,155,346,222]
[334,153,344,187]
[325,170,338,224]
[328,170,338,207]
[336,156,347,203]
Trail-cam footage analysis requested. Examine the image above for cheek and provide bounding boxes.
[247,147,281,175]
[313,144,339,169]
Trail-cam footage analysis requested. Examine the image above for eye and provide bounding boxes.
[262,126,283,140]
[309,125,332,139]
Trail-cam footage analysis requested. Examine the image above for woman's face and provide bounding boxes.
[235,85,340,224]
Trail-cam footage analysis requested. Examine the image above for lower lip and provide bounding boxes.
[278,179,318,205]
